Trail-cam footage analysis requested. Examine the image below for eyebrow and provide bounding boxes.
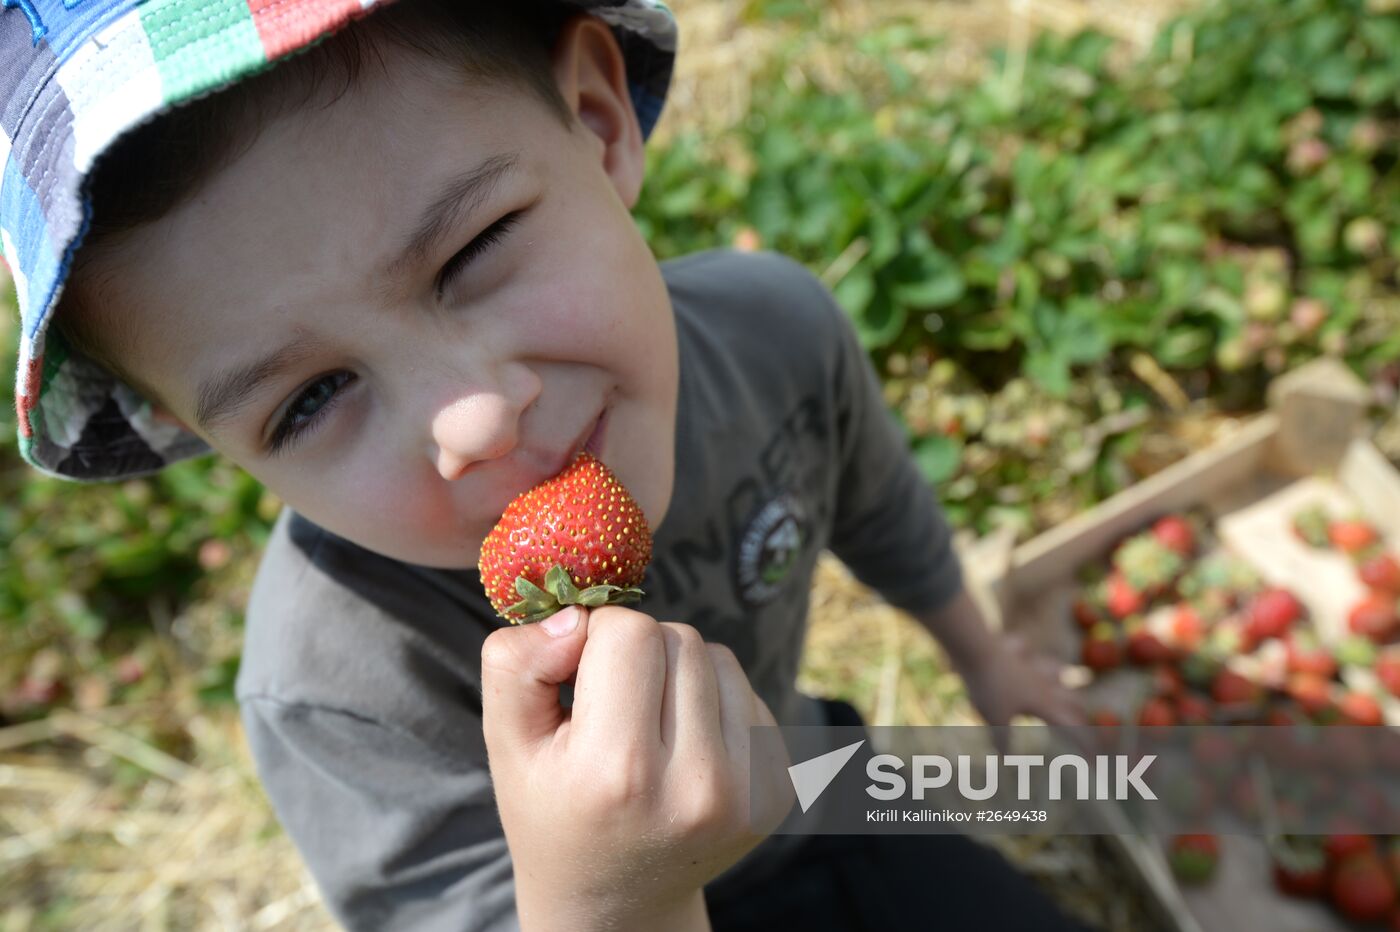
[384,151,521,280]
[195,334,326,434]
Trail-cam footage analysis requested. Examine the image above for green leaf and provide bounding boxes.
[892,248,965,308]
[544,565,580,604]
[868,210,902,266]
[914,434,963,485]
[833,266,876,317]
[854,289,906,350]
[577,587,613,607]
[514,576,549,601]
[1025,349,1072,398]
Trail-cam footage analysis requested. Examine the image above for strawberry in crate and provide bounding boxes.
[1329,515,1383,558]
[1111,532,1187,605]
[1178,551,1263,624]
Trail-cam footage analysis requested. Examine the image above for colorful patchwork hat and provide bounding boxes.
[2,0,676,481]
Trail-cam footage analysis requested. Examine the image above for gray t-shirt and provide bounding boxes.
[236,249,963,931]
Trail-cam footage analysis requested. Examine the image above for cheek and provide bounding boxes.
[252,458,416,541]
[524,271,631,355]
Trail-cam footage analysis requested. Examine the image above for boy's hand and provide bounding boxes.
[960,633,1086,730]
[916,589,1085,734]
[480,605,793,932]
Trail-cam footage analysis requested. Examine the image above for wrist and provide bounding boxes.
[518,886,710,932]
[915,588,1000,674]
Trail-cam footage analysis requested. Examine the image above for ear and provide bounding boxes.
[550,15,646,208]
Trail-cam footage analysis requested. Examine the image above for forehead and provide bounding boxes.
[83,44,561,406]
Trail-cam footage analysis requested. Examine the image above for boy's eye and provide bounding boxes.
[266,371,355,456]
[435,210,526,300]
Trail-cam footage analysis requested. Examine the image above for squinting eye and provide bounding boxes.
[435,210,526,299]
[266,371,355,456]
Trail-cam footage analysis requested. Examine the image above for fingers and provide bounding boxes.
[658,623,722,753]
[571,605,668,751]
[1038,687,1088,728]
[706,642,759,755]
[481,606,591,752]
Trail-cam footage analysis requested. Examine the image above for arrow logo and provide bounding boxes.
[788,739,865,813]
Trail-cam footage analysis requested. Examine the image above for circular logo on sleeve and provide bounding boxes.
[735,493,808,607]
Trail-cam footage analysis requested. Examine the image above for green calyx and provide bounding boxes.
[506,564,645,625]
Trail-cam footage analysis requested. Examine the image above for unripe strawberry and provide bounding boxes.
[1168,834,1220,884]
[1289,297,1329,334]
[478,452,652,623]
[1344,217,1385,258]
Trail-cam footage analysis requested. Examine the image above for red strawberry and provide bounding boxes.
[1171,604,1206,650]
[1286,672,1334,717]
[1331,852,1397,922]
[1176,692,1212,725]
[1272,839,1328,898]
[1285,632,1337,679]
[1168,834,1220,884]
[1339,691,1384,726]
[478,452,652,623]
[1105,573,1145,619]
[1212,669,1262,709]
[1349,594,1399,643]
[1127,628,1173,666]
[1071,598,1101,631]
[1088,709,1121,727]
[1360,554,1400,595]
[1081,624,1122,671]
[1330,519,1381,555]
[1152,665,1185,699]
[1152,515,1196,557]
[1377,648,1400,698]
[1246,588,1303,641]
[1229,772,1260,820]
[1138,696,1177,727]
[1325,828,1376,864]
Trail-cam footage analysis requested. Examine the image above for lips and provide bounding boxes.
[582,407,608,458]
[541,406,607,483]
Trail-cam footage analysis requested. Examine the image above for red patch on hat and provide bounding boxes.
[247,0,366,61]
[17,354,42,438]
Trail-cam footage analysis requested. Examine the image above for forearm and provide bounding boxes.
[911,586,1000,675]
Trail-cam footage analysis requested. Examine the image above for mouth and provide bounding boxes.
[581,406,609,459]
[542,406,609,481]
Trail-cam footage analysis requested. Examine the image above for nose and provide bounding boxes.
[429,362,542,481]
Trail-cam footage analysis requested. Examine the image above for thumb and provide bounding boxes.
[480,606,589,751]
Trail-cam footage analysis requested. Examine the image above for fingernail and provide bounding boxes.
[541,606,581,638]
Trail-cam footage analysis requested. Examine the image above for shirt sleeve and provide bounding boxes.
[812,275,965,616]
[240,695,519,932]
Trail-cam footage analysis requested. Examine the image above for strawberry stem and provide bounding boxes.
[503,564,645,624]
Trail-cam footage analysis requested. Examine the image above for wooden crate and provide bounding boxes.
[963,359,1400,932]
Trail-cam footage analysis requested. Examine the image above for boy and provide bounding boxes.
[3,0,1086,928]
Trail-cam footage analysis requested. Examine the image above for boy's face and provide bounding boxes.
[75,20,678,568]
